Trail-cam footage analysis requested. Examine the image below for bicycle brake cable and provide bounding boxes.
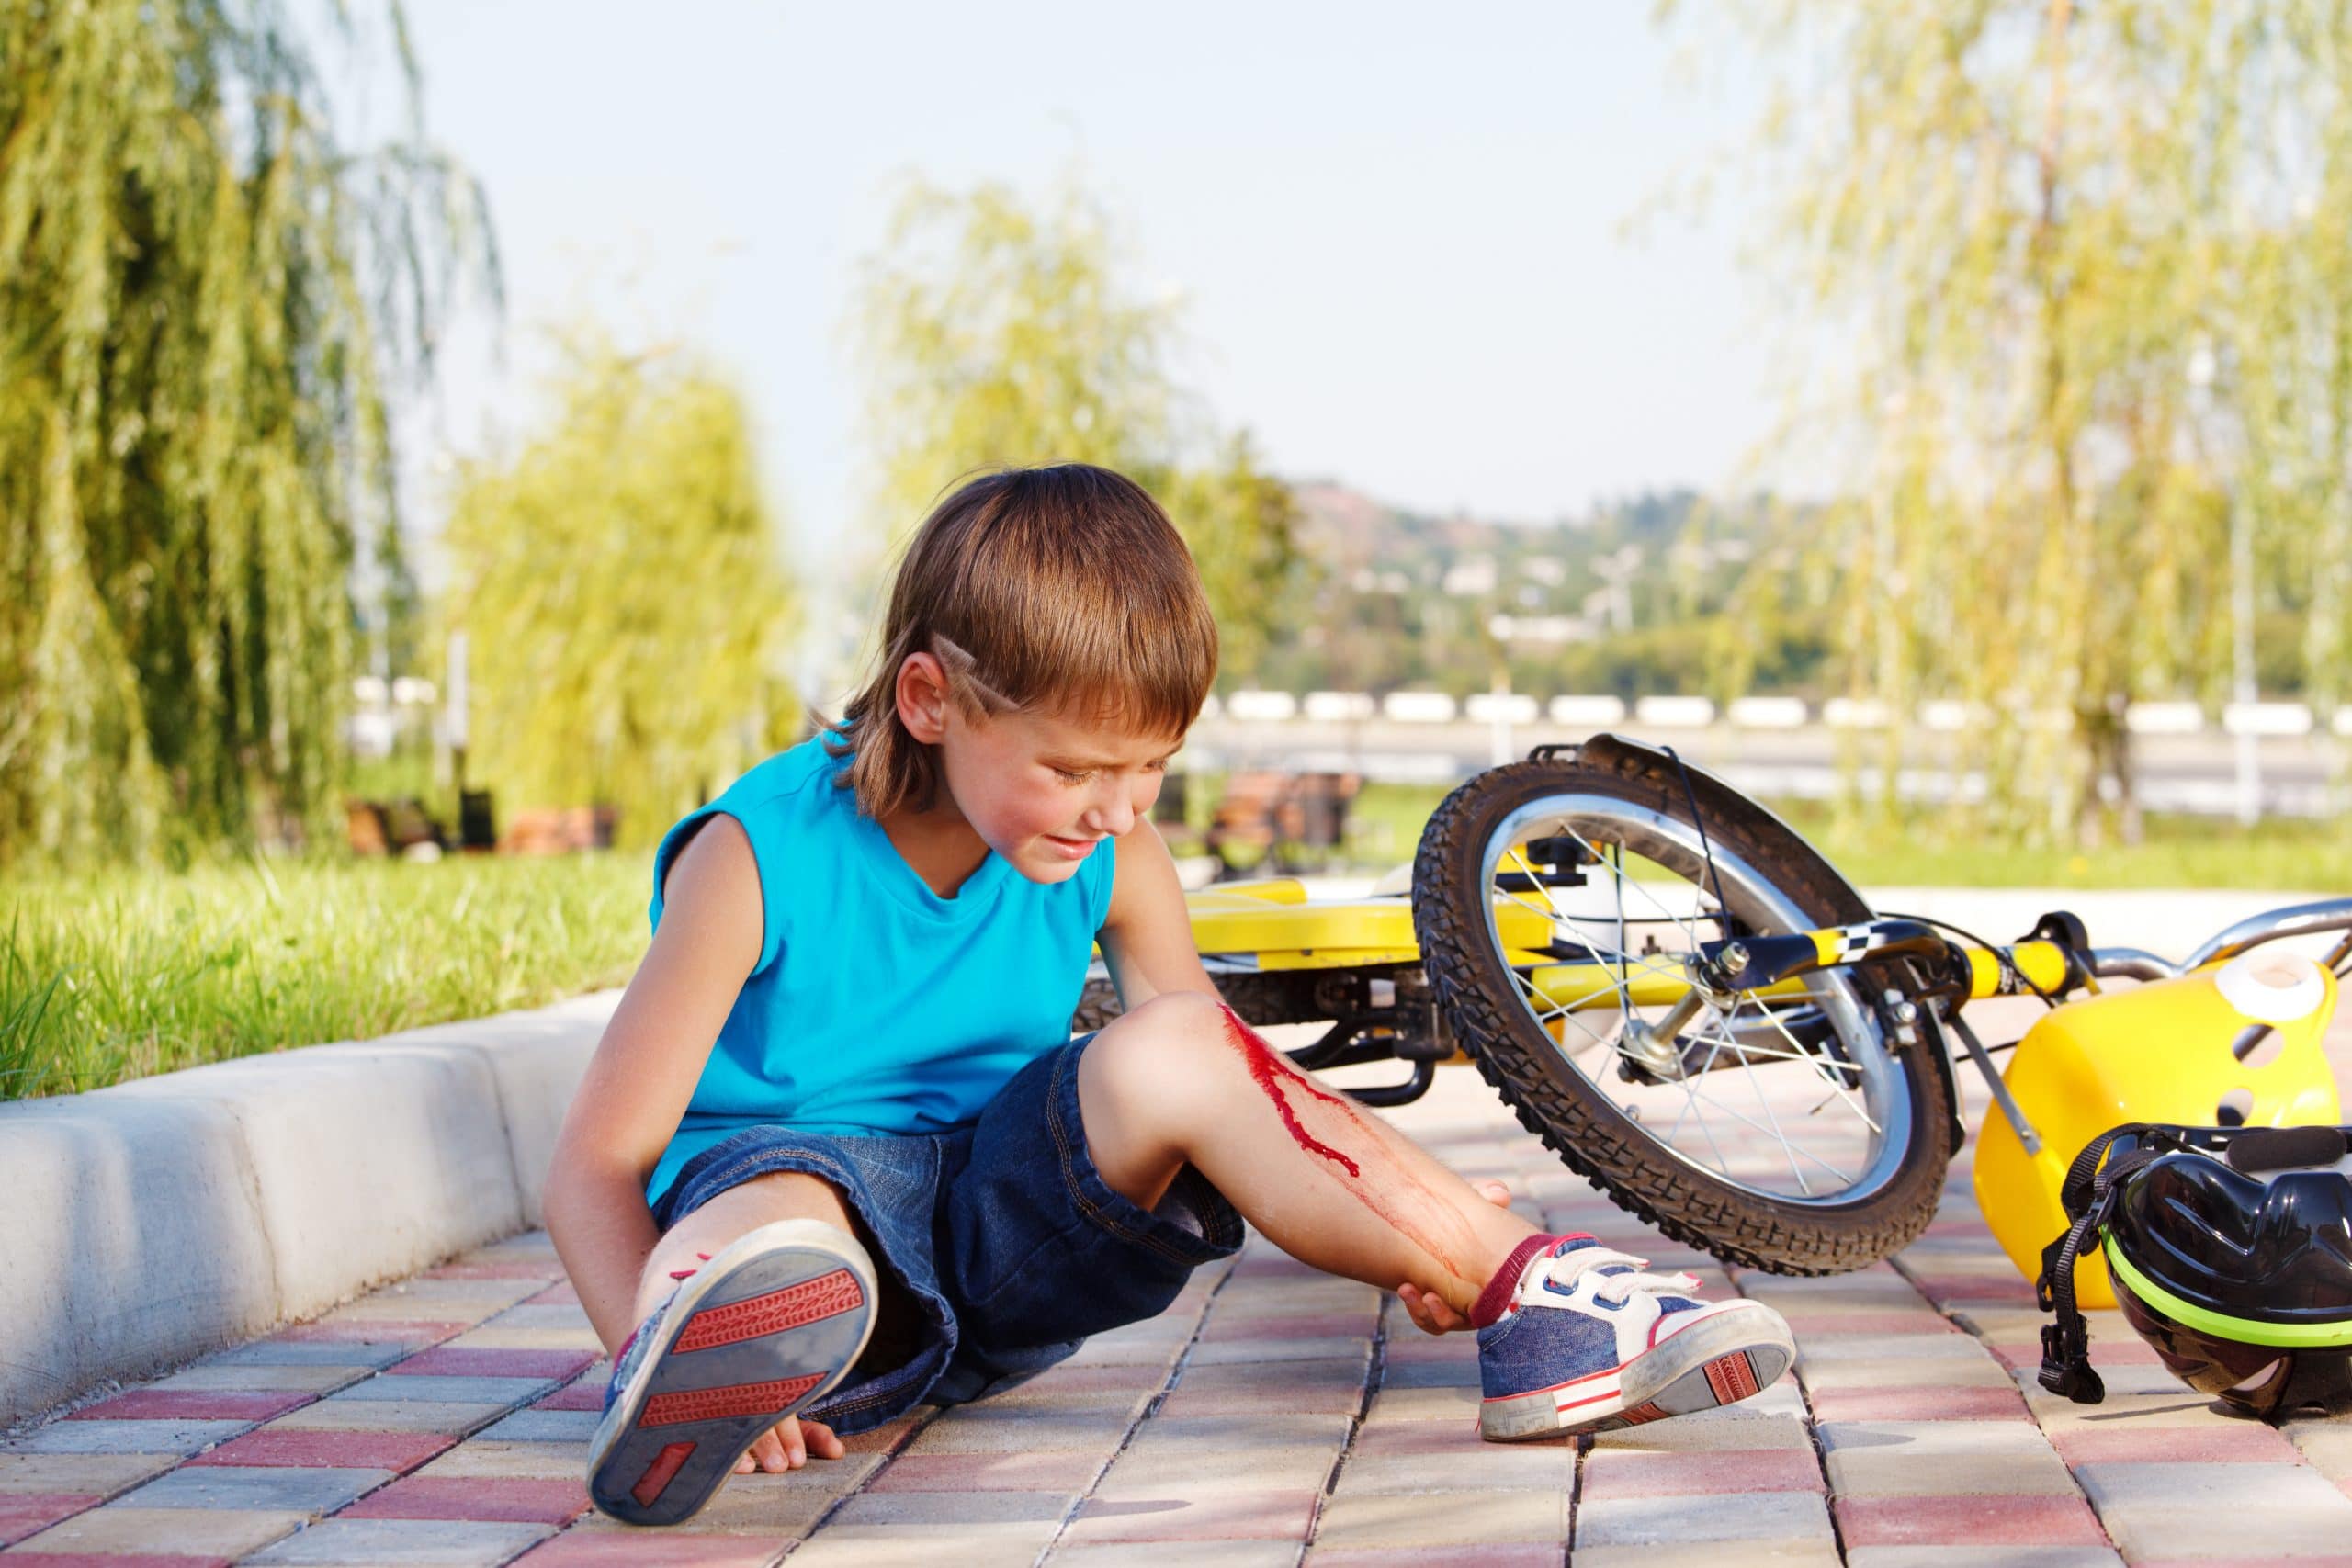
[1660,745,1729,934]
[1877,909,2063,1010]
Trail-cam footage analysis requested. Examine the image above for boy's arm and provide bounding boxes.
[543,814,762,1355]
[1096,821,1219,1010]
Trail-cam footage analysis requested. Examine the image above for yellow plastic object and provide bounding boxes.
[1974,953,2341,1308]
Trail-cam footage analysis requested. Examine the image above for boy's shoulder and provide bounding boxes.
[715,734,849,817]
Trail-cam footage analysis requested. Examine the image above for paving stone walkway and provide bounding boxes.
[10,1021,2352,1566]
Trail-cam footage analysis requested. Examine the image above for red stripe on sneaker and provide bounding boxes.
[1618,1400,1671,1425]
[640,1373,824,1427]
[1558,1383,1627,1412]
[630,1440,695,1506]
[673,1269,864,1353]
[1702,1352,1760,1405]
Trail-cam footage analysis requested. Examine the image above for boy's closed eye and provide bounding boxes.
[1047,756,1173,785]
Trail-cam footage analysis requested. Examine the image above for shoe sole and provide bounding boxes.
[587,1219,877,1526]
[1479,1301,1795,1442]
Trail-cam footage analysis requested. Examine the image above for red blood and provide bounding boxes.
[1219,1005,1361,1178]
[1215,1003,1491,1289]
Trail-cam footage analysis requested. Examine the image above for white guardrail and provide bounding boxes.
[1204,693,2341,737]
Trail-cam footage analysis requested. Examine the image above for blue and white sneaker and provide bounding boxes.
[587,1219,877,1526]
[1476,1235,1794,1441]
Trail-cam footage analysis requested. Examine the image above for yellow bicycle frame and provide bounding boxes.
[1188,877,2072,1012]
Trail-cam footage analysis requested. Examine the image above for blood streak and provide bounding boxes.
[1219,1005,1362,1178]
[1214,1003,1490,1289]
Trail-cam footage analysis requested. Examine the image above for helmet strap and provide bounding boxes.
[2036,1122,2163,1404]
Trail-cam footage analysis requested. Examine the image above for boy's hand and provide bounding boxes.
[1396,1179,1513,1336]
[736,1415,842,1473]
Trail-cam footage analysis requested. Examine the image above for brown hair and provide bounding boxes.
[826,464,1219,821]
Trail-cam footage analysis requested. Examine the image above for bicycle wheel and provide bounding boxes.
[1411,749,1952,1273]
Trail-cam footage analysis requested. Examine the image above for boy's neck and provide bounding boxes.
[876,805,990,900]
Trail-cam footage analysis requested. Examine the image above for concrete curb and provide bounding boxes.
[0,989,619,1428]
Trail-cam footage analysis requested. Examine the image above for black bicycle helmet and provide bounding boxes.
[2038,1122,2352,1421]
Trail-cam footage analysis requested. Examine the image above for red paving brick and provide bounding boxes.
[1805,1385,2030,1422]
[837,1416,923,1456]
[1200,1311,1380,1341]
[0,1495,97,1548]
[1155,1386,1363,1418]
[533,1380,607,1412]
[271,1319,465,1345]
[526,1281,583,1305]
[1987,1337,2163,1372]
[1905,1274,2041,1306]
[2052,1424,2303,1466]
[516,1536,789,1565]
[341,1474,593,1525]
[1776,1310,1962,1335]
[1309,1551,1563,1568]
[65,1389,312,1422]
[1835,1494,2109,1547]
[1071,1487,1321,1541]
[1379,1335,1486,1365]
[421,1260,565,1280]
[1349,1421,1500,1457]
[185,1427,457,1472]
[389,1346,598,1381]
[1580,1448,1827,1499]
[6,1556,234,1568]
[868,1450,1107,1492]
[1000,1363,1173,1398]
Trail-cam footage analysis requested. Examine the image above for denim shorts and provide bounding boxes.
[648,1032,1243,1434]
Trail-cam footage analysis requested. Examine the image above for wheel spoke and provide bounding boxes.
[1456,796,1904,1215]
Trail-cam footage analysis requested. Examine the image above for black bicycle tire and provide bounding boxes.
[1411,754,1954,1274]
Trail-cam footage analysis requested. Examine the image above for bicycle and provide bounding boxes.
[1076,732,2352,1277]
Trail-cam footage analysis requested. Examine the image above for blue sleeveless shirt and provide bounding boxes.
[642,736,1117,1207]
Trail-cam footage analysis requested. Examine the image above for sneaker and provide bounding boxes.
[1476,1235,1794,1441]
[587,1218,877,1525]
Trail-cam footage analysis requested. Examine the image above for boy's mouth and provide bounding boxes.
[1042,833,1101,859]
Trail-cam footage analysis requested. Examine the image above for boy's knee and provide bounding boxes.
[1086,989,1238,1122]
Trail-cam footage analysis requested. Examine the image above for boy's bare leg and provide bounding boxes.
[633,1171,860,1472]
[1078,991,1543,1320]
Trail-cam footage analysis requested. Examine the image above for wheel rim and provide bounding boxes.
[1474,791,1912,1208]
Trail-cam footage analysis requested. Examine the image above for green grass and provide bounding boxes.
[0,852,651,1101]
[8,779,2344,1102]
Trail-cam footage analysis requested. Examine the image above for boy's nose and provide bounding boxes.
[1085,788,1136,838]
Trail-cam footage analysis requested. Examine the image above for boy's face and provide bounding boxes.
[943,702,1178,884]
[898,652,1180,883]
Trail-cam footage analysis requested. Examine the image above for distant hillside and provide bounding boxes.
[1242,482,1832,700]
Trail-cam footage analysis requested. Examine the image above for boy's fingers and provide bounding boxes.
[804,1418,845,1461]
[1398,1280,1467,1335]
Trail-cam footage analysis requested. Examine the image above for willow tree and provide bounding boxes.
[0,1,491,866]
[1694,0,2352,840]
[852,176,1301,681]
[437,337,797,851]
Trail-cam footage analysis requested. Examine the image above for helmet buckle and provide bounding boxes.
[2038,1318,2105,1404]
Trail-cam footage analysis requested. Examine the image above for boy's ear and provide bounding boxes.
[895,652,952,743]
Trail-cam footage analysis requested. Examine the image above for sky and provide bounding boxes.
[390,2,1781,591]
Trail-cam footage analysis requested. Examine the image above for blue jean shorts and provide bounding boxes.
[648,1033,1243,1435]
